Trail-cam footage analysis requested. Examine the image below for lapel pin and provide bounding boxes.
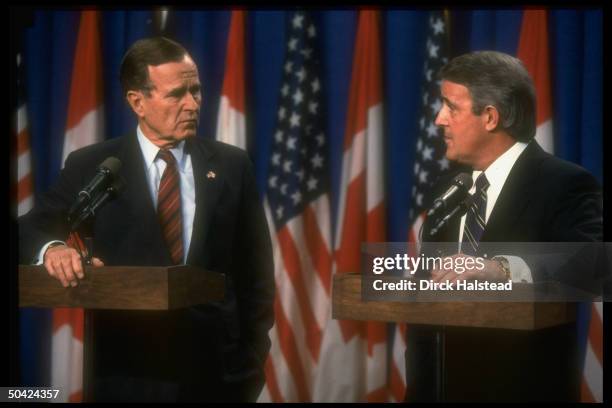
[207,170,216,179]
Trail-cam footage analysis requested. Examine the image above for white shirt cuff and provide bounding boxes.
[35,240,66,265]
[499,255,533,283]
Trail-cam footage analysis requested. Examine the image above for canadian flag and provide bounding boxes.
[216,10,246,149]
[319,9,388,402]
[51,10,104,402]
[517,9,554,154]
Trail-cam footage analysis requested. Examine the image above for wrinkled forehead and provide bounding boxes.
[147,55,200,86]
[441,80,472,103]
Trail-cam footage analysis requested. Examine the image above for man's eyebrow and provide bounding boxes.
[166,83,201,97]
[442,96,456,109]
[166,85,187,97]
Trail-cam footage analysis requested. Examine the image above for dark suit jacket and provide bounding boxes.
[19,134,275,402]
[406,141,603,402]
[424,141,602,243]
[422,141,603,287]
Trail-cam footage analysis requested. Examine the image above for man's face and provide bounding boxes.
[435,80,490,169]
[135,55,202,147]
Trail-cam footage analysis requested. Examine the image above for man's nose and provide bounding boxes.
[434,109,446,127]
[184,92,201,110]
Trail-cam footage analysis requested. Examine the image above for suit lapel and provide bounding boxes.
[481,141,544,241]
[186,138,222,264]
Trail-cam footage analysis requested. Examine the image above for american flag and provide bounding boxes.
[581,301,603,402]
[392,10,451,402]
[407,11,450,245]
[15,51,34,217]
[260,10,333,402]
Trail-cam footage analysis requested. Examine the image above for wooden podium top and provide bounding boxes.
[332,273,576,330]
[19,265,225,310]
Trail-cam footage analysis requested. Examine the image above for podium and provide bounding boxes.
[18,265,225,401]
[332,273,579,402]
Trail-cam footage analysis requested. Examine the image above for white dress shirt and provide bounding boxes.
[457,141,533,282]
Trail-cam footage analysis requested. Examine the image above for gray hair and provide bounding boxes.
[120,37,190,97]
[439,51,537,142]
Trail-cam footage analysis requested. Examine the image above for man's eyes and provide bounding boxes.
[167,87,201,99]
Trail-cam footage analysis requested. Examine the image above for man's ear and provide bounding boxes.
[482,105,500,132]
[126,90,146,118]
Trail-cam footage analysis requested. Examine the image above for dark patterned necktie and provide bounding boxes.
[157,149,183,264]
[462,173,489,256]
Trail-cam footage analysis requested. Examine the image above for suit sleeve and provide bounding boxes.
[546,169,603,242]
[529,169,605,290]
[233,156,275,372]
[18,152,83,263]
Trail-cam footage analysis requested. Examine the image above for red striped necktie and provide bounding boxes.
[157,149,183,264]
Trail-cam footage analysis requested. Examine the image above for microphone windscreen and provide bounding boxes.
[454,172,473,191]
[99,157,122,175]
[109,178,126,196]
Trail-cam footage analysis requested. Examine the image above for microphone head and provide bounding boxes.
[108,178,126,197]
[99,157,122,175]
[453,172,473,191]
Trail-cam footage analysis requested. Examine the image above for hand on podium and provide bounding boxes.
[43,244,104,288]
[430,253,507,284]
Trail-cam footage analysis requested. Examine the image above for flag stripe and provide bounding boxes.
[277,226,323,359]
[273,286,311,401]
[587,303,603,365]
[303,204,332,295]
[287,216,329,332]
[17,128,30,156]
[263,352,284,402]
[17,174,34,204]
[267,208,316,400]
[18,151,31,182]
[17,105,28,135]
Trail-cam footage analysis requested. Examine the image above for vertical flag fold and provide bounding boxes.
[52,10,104,403]
[15,51,34,217]
[216,10,247,149]
[260,11,332,403]
[328,9,388,402]
[517,9,554,154]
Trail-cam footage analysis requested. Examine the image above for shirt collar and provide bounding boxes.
[472,141,528,190]
[136,126,186,170]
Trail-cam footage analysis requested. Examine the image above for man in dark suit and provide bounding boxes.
[19,37,274,402]
[404,51,603,402]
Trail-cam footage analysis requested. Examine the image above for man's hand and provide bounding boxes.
[430,253,506,284]
[43,244,104,288]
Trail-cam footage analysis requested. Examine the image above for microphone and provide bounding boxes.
[70,177,126,231]
[68,157,122,224]
[426,172,473,219]
[428,195,473,237]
